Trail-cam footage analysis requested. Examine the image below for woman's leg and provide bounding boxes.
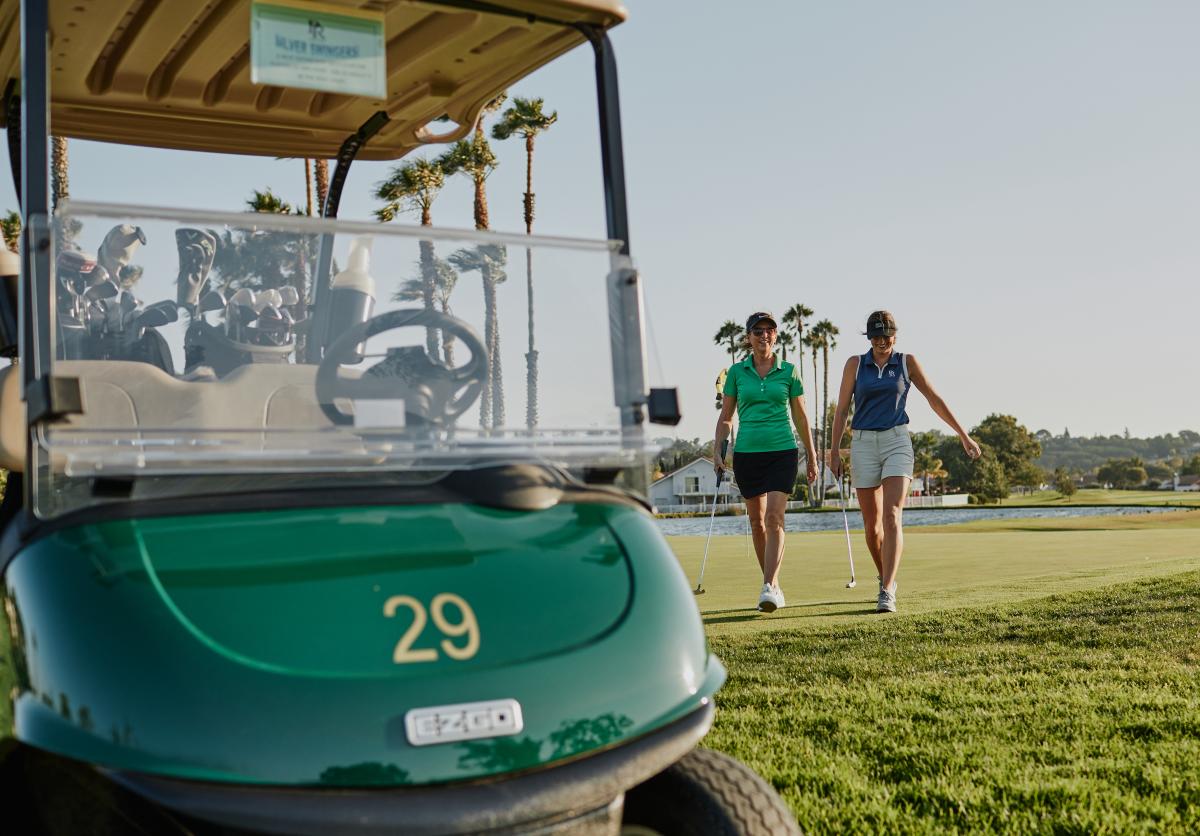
[856,486,884,578]
[744,494,767,575]
[761,491,789,586]
[879,475,911,590]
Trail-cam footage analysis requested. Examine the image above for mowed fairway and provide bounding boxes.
[668,511,1200,833]
[670,509,1200,635]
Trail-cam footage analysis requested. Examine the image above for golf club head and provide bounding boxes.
[255,288,283,313]
[83,278,120,303]
[277,286,300,307]
[198,289,227,315]
[846,579,857,589]
[135,300,180,330]
[693,586,705,596]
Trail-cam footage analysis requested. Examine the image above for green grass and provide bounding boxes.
[703,574,1200,833]
[1000,488,1200,507]
[674,513,1200,833]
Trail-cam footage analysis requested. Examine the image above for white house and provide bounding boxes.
[650,458,742,510]
[1174,474,1200,492]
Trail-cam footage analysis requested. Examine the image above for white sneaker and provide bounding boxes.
[876,589,897,613]
[772,584,786,609]
[877,576,897,596]
[757,583,778,613]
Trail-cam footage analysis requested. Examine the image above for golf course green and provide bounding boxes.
[672,510,1200,833]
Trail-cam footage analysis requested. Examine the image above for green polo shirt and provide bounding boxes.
[722,354,804,452]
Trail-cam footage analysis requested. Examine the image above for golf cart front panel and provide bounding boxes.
[3,501,719,789]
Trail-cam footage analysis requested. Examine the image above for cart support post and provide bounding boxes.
[576,25,631,257]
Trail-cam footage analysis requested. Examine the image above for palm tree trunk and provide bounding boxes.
[314,159,329,215]
[525,247,537,429]
[304,159,314,216]
[811,349,820,501]
[821,344,831,501]
[524,134,538,429]
[418,237,439,360]
[479,265,494,430]
[51,136,69,208]
[490,295,504,428]
[473,176,488,231]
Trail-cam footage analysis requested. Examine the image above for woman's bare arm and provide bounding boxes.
[828,357,859,477]
[713,394,737,475]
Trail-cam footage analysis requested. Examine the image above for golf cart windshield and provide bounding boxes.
[28,203,645,519]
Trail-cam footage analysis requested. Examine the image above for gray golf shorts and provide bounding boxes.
[850,426,913,489]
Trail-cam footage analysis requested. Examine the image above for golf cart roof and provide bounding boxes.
[0,0,625,160]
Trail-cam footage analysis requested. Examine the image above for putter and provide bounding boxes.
[840,491,857,589]
[694,440,729,596]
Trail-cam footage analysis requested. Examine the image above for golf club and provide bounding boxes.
[840,491,857,589]
[694,439,729,595]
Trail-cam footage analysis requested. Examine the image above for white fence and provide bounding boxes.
[655,493,970,515]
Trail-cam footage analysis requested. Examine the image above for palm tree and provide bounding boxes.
[812,319,839,500]
[375,157,448,360]
[713,321,743,365]
[441,94,507,428]
[781,304,813,383]
[449,244,507,429]
[492,97,557,429]
[776,330,794,362]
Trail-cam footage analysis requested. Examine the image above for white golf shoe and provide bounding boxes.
[757,583,780,613]
[876,588,897,613]
[773,583,786,609]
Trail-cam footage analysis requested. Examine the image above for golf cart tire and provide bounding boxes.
[621,748,799,836]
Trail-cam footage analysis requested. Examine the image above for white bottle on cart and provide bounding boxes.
[329,236,376,362]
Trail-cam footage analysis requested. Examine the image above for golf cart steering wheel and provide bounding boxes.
[316,308,486,427]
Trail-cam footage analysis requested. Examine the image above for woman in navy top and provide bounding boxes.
[829,311,980,613]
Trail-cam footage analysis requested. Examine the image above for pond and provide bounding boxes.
[656,505,1190,537]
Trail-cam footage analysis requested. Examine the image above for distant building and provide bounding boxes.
[650,458,742,509]
[1174,474,1200,492]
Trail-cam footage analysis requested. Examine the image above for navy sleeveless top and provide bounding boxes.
[852,351,911,430]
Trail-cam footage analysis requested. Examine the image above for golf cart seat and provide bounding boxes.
[0,360,337,473]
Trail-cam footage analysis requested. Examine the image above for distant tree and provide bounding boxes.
[713,321,743,365]
[1145,462,1172,480]
[1096,458,1148,489]
[972,414,1041,487]
[1181,454,1200,477]
[781,304,813,382]
[964,449,1008,503]
[912,430,945,495]
[1179,429,1200,445]
[1053,467,1077,497]
[1,210,19,252]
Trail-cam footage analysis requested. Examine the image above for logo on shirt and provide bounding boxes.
[887,370,896,377]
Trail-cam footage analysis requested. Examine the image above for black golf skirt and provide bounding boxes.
[733,448,799,499]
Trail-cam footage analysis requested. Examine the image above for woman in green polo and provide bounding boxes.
[714,312,818,613]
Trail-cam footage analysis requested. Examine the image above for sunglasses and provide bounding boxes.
[750,327,776,337]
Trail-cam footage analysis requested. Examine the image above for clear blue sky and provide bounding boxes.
[3,1,1196,441]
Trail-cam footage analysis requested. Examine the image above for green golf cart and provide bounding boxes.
[0,2,798,833]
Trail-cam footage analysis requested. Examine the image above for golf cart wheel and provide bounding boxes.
[621,748,799,836]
